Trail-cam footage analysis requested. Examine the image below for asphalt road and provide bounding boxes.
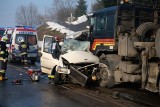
[0,62,159,107]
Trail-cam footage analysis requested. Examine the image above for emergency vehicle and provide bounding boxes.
[0,27,5,40]
[4,27,14,43]
[6,26,38,64]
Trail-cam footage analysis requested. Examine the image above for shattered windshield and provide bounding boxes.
[61,39,90,53]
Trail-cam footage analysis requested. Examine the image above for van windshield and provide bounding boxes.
[61,39,90,54]
[15,34,37,45]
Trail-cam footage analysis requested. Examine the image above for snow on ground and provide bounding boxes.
[65,15,88,25]
[46,22,75,36]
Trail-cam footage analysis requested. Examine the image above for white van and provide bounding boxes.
[6,26,38,64]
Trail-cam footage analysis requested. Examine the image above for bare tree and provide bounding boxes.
[49,0,76,23]
[15,3,42,26]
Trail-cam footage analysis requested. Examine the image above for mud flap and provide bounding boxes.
[70,66,88,86]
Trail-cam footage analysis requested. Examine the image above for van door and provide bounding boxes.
[14,34,38,61]
[41,35,59,74]
[27,34,38,60]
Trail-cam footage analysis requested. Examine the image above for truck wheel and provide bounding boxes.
[136,22,157,42]
[155,28,160,58]
[99,60,115,88]
[159,79,160,96]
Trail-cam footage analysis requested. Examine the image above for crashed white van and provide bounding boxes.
[41,32,109,86]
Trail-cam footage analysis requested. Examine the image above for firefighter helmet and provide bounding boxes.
[54,36,60,41]
[20,39,24,43]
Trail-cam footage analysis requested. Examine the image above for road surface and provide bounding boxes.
[0,62,159,107]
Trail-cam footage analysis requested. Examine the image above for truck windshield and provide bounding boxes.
[15,34,37,45]
[61,39,90,53]
[96,16,106,31]
[0,30,5,35]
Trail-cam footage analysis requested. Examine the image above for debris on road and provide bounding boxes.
[27,67,41,82]
[11,79,22,85]
[0,75,8,81]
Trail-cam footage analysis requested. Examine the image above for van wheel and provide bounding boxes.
[54,71,61,85]
[136,22,157,42]
[99,60,115,88]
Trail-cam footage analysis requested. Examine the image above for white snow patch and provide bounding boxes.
[66,15,88,25]
[46,21,75,36]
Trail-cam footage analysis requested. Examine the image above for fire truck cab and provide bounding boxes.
[6,26,38,64]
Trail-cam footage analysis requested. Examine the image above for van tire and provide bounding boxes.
[54,71,60,85]
[136,22,157,41]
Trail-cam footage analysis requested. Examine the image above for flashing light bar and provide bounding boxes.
[15,25,36,29]
[0,27,5,29]
[120,0,132,4]
[7,27,14,29]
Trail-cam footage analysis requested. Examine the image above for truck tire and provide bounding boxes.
[155,28,160,58]
[136,22,157,42]
[159,79,160,96]
[99,60,115,88]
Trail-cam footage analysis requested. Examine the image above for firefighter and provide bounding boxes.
[0,36,8,81]
[19,39,28,64]
[48,36,61,84]
[54,36,61,58]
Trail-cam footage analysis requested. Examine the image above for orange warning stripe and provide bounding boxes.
[92,39,115,50]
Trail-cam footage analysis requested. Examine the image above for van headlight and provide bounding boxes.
[56,66,70,74]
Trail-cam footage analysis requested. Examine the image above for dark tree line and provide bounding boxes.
[16,0,160,26]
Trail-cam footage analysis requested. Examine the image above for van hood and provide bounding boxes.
[61,51,99,64]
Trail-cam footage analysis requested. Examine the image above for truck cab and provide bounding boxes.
[89,1,156,55]
[6,26,38,64]
[88,0,160,94]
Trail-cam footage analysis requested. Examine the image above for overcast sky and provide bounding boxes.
[0,0,95,28]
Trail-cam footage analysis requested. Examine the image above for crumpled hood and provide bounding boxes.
[61,51,99,64]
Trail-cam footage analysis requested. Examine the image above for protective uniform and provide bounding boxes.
[55,37,61,58]
[19,39,28,64]
[0,36,8,81]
